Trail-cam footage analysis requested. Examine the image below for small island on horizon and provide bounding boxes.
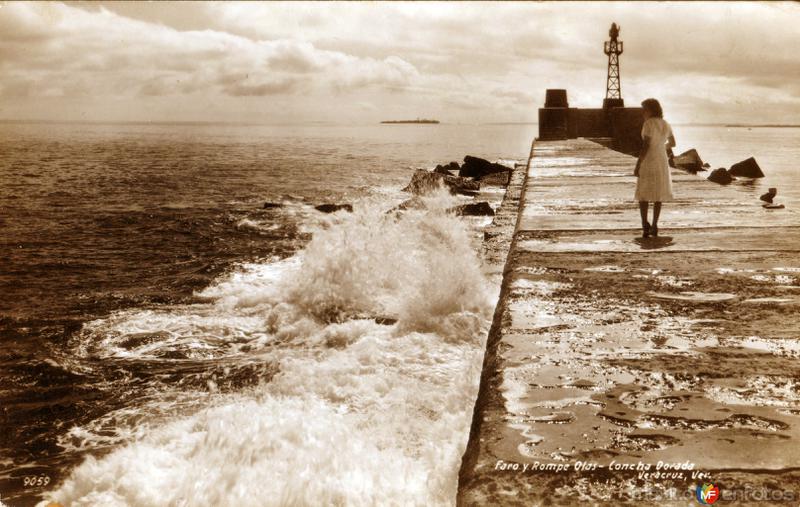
[724,123,800,128]
[380,118,440,124]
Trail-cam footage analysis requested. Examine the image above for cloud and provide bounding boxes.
[221,77,303,97]
[0,1,798,123]
[0,2,420,103]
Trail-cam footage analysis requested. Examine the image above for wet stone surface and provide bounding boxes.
[459,139,800,505]
[503,251,800,470]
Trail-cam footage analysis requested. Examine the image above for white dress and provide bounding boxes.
[634,118,674,202]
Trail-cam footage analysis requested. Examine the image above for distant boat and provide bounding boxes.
[380,119,440,124]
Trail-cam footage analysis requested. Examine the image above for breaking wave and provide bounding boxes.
[44,189,495,506]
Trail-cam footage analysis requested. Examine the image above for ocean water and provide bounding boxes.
[0,121,797,506]
[676,124,800,209]
[0,121,534,506]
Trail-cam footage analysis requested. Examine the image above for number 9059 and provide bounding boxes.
[24,475,51,487]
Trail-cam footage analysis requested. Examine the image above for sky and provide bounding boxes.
[0,1,798,125]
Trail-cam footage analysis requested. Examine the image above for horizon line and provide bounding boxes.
[0,119,797,129]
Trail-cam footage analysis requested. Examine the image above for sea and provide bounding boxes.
[0,121,797,506]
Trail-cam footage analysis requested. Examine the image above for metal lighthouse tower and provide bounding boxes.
[603,22,624,109]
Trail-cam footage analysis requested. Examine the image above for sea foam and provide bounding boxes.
[45,188,494,506]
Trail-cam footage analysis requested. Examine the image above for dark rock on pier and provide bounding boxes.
[459,156,511,180]
[760,188,777,203]
[263,202,283,209]
[402,169,480,196]
[707,168,735,185]
[450,202,495,216]
[315,203,353,213]
[729,157,764,178]
[673,148,705,172]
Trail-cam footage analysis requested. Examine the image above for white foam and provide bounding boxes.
[46,188,494,506]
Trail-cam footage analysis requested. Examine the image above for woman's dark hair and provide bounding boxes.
[641,98,663,118]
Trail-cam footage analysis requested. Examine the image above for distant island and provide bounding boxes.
[725,124,800,128]
[380,119,440,124]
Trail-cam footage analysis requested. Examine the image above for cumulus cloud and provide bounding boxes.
[0,1,798,123]
[0,2,419,104]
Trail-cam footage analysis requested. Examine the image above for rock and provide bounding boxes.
[703,162,711,168]
[673,149,705,172]
[760,188,777,203]
[459,155,511,179]
[729,157,764,178]
[707,168,735,185]
[402,169,480,196]
[263,202,282,209]
[450,202,495,216]
[478,171,511,186]
[763,203,785,210]
[315,203,353,213]
[396,197,425,210]
[433,161,460,176]
[374,316,397,325]
[433,162,459,175]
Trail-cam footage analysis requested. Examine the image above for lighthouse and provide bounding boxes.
[537,22,643,155]
[603,22,625,109]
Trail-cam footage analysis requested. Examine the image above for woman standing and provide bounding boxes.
[634,98,676,237]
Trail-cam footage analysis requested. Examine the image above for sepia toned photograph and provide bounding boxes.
[0,1,798,506]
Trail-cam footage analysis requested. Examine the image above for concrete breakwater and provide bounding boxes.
[458,138,800,505]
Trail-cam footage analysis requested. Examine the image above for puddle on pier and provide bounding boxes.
[497,252,800,469]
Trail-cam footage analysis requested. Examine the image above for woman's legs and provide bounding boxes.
[652,202,662,226]
[651,202,662,236]
[639,201,649,226]
[638,201,650,237]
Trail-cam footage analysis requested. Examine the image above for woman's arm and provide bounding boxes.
[667,134,676,149]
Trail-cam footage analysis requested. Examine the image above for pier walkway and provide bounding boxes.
[458,138,800,505]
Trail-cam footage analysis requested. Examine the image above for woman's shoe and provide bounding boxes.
[642,222,651,238]
[651,225,659,237]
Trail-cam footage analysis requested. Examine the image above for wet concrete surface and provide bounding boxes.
[459,139,800,505]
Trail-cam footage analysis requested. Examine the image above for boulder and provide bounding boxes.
[478,171,511,186]
[707,168,735,185]
[315,203,353,213]
[450,201,495,216]
[729,157,765,178]
[673,149,705,172]
[760,188,777,203]
[396,197,425,211]
[402,169,480,196]
[433,162,459,176]
[433,161,459,176]
[459,155,511,179]
[263,202,282,209]
[433,164,453,175]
